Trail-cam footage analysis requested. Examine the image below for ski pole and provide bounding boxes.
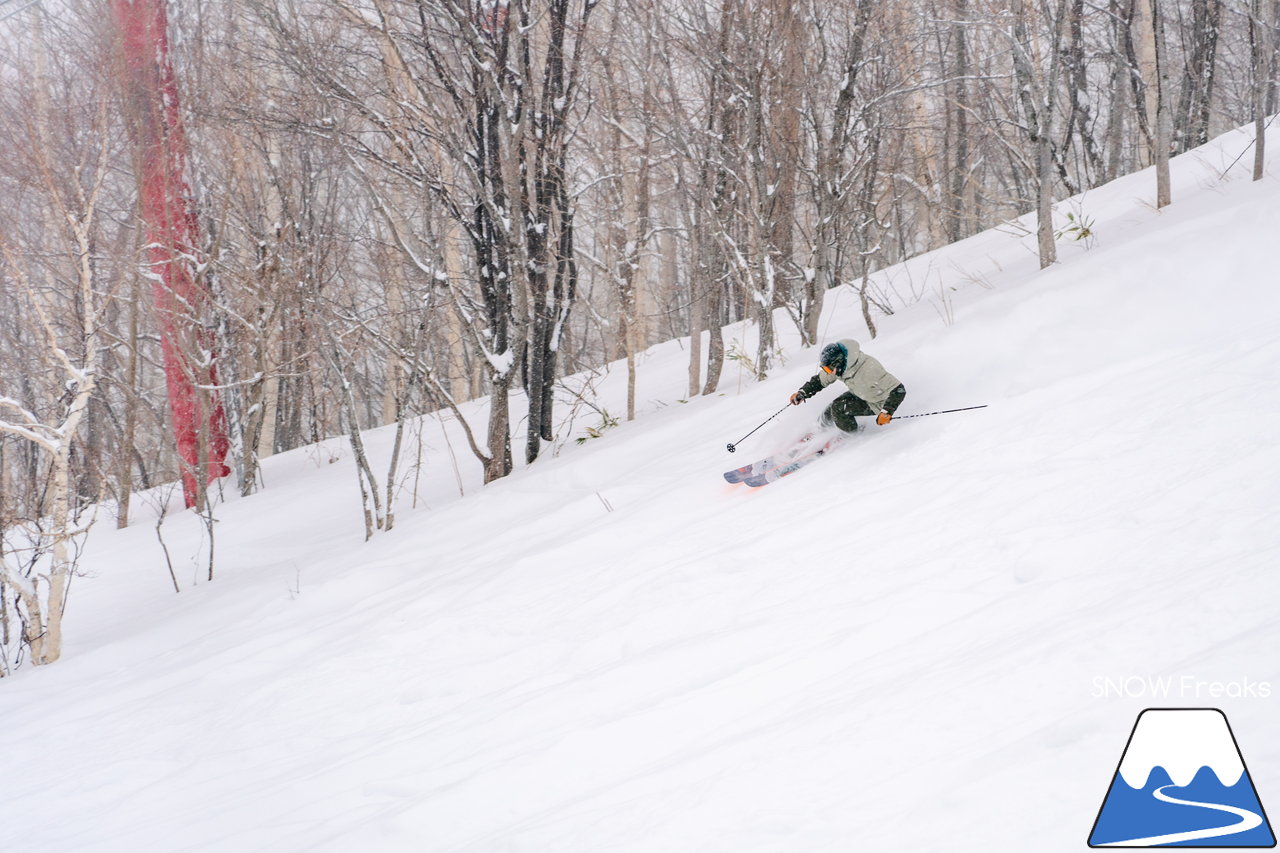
[726,403,791,453]
[892,404,988,420]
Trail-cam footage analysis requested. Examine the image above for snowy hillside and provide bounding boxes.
[4,124,1280,853]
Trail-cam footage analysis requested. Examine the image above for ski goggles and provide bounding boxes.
[820,364,836,374]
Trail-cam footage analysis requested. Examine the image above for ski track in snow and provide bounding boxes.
[2,125,1280,853]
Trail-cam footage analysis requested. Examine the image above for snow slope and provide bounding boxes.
[4,124,1280,853]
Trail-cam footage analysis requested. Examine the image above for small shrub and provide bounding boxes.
[1055,210,1095,243]
[575,409,621,444]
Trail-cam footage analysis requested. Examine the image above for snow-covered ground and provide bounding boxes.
[4,124,1279,852]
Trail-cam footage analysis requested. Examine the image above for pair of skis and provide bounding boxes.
[723,433,847,488]
[723,403,985,487]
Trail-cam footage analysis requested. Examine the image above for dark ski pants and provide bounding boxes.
[820,384,907,433]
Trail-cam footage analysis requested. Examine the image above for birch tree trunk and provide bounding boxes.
[1135,0,1173,207]
[808,0,873,344]
[1011,0,1061,268]
[111,0,232,507]
[116,277,141,528]
[0,10,111,666]
[1248,0,1272,181]
[949,0,974,242]
[0,191,103,666]
[686,205,705,398]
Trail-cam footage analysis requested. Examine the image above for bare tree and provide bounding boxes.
[1008,0,1066,268]
[110,0,233,509]
[1133,0,1175,206]
[803,0,877,341]
[0,17,115,662]
[1175,0,1225,151]
[253,0,598,479]
[1247,0,1278,179]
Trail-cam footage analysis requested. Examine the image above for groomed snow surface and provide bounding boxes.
[4,124,1280,852]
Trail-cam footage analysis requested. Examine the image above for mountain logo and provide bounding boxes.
[1089,708,1276,847]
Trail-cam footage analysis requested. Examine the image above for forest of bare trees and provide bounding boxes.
[1,0,1276,668]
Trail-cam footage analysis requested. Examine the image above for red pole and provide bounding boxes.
[111,0,230,507]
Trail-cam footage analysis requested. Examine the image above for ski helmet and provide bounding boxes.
[819,342,848,375]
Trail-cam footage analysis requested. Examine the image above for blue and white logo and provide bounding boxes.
[1089,708,1275,847]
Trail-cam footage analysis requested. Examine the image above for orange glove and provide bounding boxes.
[790,391,806,405]
[876,411,892,426]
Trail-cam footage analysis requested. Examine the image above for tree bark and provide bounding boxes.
[1249,0,1271,181]
[116,277,140,528]
[1135,0,1174,207]
[1011,0,1060,268]
[111,0,232,507]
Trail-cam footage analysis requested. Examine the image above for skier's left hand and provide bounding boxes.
[876,411,892,426]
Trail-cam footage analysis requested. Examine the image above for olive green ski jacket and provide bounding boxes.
[796,338,902,412]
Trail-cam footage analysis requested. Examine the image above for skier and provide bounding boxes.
[789,339,906,432]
